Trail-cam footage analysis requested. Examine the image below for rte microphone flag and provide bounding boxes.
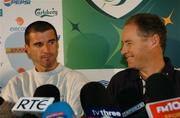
[11,97,54,116]
[146,97,180,118]
[10,84,60,117]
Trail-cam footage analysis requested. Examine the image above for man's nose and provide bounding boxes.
[121,45,127,55]
[42,44,50,52]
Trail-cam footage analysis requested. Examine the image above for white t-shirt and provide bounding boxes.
[0,63,88,117]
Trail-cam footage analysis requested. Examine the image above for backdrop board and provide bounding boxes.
[62,0,180,85]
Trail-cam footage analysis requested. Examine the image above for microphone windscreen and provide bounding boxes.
[117,88,148,118]
[42,102,75,118]
[117,88,142,111]
[146,73,175,102]
[80,82,120,117]
[0,97,4,105]
[0,102,15,118]
[21,113,39,118]
[33,84,60,102]
[80,82,113,108]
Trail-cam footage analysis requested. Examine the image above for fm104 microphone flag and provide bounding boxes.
[146,97,180,118]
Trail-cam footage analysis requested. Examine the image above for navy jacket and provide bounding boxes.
[107,57,180,103]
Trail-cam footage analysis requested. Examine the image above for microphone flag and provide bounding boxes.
[146,97,180,118]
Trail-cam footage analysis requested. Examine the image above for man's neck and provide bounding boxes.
[139,58,165,80]
[35,63,59,72]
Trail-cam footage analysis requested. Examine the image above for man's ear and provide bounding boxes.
[24,45,31,59]
[150,34,160,47]
[57,41,59,49]
[24,45,28,53]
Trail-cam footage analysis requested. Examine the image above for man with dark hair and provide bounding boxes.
[0,21,88,117]
[107,13,180,103]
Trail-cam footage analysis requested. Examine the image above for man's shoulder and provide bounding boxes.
[60,66,88,83]
[112,68,138,78]
[173,68,180,79]
[109,68,138,84]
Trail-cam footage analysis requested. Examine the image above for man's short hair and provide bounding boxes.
[124,13,167,52]
[25,21,58,45]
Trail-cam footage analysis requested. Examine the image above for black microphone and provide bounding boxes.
[146,73,175,102]
[117,88,148,118]
[80,82,121,118]
[0,96,4,106]
[33,84,60,103]
[117,88,142,110]
[0,101,15,118]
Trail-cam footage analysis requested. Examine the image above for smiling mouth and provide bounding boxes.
[126,56,133,62]
[43,56,49,58]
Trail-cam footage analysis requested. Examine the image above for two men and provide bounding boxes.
[1,13,180,117]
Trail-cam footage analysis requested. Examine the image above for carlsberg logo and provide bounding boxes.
[35,8,58,18]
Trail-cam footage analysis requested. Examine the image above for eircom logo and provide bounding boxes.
[4,0,31,7]
[9,17,26,32]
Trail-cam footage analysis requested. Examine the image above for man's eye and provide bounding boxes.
[49,41,56,45]
[34,43,43,47]
[126,42,132,46]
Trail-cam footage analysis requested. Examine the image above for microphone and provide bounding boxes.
[12,84,60,117]
[0,96,4,105]
[146,73,175,102]
[80,82,121,118]
[33,84,60,103]
[42,101,76,118]
[0,101,15,118]
[117,88,148,118]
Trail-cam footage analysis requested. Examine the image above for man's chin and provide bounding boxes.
[127,63,135,69]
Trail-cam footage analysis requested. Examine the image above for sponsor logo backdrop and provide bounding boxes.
[0,0,63,89]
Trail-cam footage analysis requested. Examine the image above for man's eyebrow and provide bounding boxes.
[122,39,132,44]
[48,39,57,42]
[33,41,42,45]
